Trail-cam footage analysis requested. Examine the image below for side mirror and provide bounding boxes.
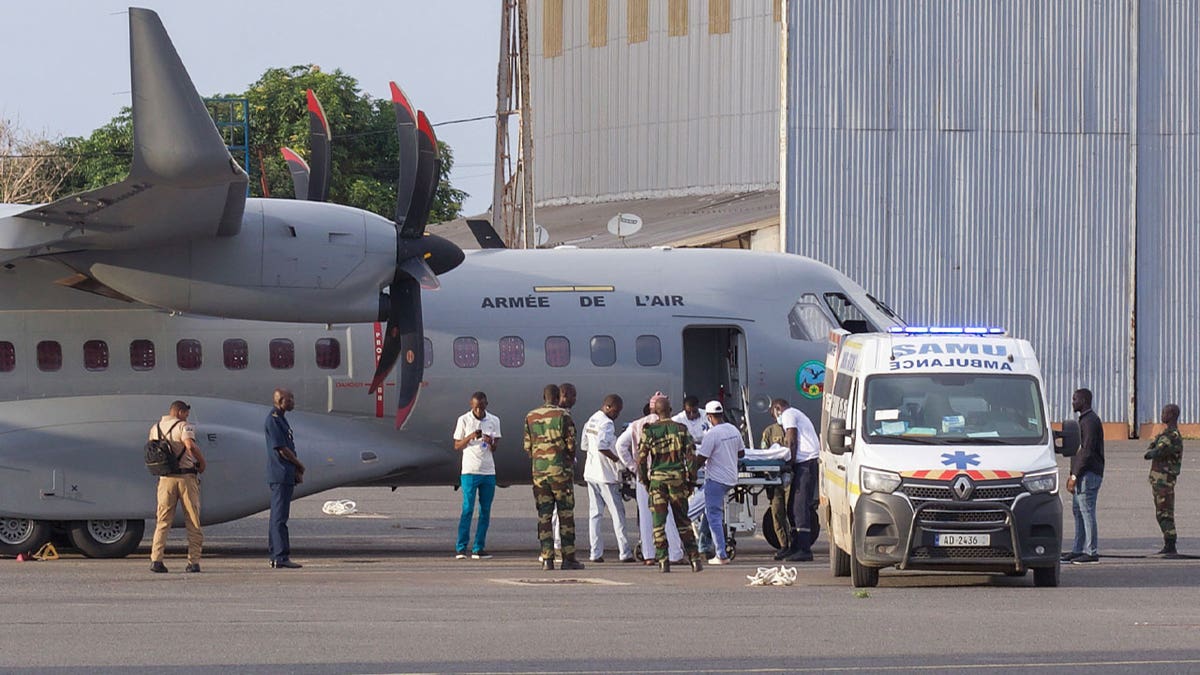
[1054,420,1080,457]
[827,417,851,455]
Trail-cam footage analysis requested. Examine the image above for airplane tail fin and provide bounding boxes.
[1,7,247,259]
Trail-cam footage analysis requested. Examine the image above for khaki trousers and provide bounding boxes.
[150,474,203,564]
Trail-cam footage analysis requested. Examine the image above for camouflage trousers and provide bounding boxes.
[648,476,699,562]
[1149,470,1177,537]
[533,475,575,558]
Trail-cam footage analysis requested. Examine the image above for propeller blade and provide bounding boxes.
[368,277,424,429]
[280,147,310,201]
[391,82,419,228]
[399,255,440,291]
[466,218,507,249]
[305,89,332,201]
[398,111,438,240]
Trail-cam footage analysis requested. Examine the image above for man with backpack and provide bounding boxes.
[148,400,206,573]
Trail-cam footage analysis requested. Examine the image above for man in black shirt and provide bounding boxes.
[1064,388,1105,564]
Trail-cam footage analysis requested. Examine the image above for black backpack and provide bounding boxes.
[145,420,184,476]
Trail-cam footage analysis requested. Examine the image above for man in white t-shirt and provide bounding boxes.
[673,395,713,556]
[452,391,501,560]
[581,394,633,562]
[696,401,744,565]
[773,398,821,562]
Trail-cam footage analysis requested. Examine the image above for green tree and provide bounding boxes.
[54,65,465,223]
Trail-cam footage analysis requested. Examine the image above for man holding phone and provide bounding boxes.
[452,391,502,559]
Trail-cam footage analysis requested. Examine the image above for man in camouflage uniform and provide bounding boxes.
[636,396,703,573]
[1145,403,1183,557]
[761,422,792,559]
[525,384,583,570]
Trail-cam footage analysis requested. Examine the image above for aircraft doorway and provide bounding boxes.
[681,326,748,428]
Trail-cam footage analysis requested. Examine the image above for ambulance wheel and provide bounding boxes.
[849,537,879,588]
[1033,563,1060,588]
[761,511,781,549]
[830,540,851,577]
[0,518,52,556]
[68,519,145,558]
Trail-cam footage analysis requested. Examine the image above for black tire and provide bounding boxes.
[1005,569,1028,577]
[0,518,53,557]
[849,534,879,588]
[68,519,145,559]
[761,510,782,550]
[1033,563,1060,587]
[727,540,736,561]
[829,536,851,577]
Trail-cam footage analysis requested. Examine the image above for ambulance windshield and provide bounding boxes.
[863,374,1046,445]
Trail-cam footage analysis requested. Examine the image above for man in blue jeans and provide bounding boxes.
[695,401,743,564]
[452,391,501,559]
[265,388,305,569]
[1064,388,1105,564]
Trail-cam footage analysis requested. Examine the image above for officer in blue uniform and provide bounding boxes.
[266,388,306,569]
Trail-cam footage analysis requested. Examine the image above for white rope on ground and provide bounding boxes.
[321,499,357,516]
[746,566,797,586]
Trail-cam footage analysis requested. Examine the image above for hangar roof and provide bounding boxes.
[430,190,779,250]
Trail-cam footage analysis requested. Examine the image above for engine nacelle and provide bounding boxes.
[56,199,398,323]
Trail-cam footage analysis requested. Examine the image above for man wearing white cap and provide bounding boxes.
[695,401,744,564]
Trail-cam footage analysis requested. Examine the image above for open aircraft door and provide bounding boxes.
[681,326,748,428]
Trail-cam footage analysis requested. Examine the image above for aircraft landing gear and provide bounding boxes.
[0,518,53,557]
[68,519,145,558]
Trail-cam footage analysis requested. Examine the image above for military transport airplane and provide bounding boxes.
[0,8,901,558]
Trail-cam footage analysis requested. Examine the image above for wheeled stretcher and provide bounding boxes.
[688,446,789,559]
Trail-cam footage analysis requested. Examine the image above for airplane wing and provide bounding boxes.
[0,8,247,262]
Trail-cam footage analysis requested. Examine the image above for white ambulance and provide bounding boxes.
[819,327,1079,587]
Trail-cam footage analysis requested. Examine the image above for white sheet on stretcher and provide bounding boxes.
[744,444,790,461]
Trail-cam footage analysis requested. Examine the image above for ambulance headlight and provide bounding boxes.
[860,467,902,494]
[1022,469,1059,494]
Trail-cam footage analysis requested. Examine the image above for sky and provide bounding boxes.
[1,0,501,215]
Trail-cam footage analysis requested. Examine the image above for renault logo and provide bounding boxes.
[952,475,975,500]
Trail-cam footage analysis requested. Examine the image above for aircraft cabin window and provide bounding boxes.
[130,339,156,371]
[176,339,202,371]
[590,335,616,367]
[0,341,14,372]
[223,339,249,370]
[545,336,570,367]
[422,337,433,369]
[789,293,836,341]
[315,338,341,370]
[824,292,875,334]
[499,336,525,368]
[84,339,109,372]
[37,340,63,372]
[453,337,479,368]
[270,339,295,370]
[635,335,661,366]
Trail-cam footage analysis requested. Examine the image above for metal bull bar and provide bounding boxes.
[898,499,1024,573]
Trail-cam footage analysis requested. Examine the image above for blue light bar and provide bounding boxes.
[888,326,1005,335]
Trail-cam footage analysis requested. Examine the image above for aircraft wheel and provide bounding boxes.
[1033,563,1060,588]
[0,518,52,557]
[68,519,145,558]
[761,510,781,550]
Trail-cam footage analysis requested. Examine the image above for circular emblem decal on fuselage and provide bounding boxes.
[796,360,826,400]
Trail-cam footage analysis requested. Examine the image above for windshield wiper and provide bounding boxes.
[868,434,944,445]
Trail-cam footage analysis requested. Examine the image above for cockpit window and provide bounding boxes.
[789,294,836,341]
[866,294,903,323]
[824,293,875,334]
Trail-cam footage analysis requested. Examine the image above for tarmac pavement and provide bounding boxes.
[2,440,1199,673]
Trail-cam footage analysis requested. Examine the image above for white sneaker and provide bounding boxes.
[708,556,730,565]
[455,552,467,560]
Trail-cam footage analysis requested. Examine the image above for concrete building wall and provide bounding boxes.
[784,0,1200,431]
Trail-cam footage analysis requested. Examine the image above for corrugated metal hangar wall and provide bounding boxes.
[529,0,781,205]
[784,1,1200,434]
